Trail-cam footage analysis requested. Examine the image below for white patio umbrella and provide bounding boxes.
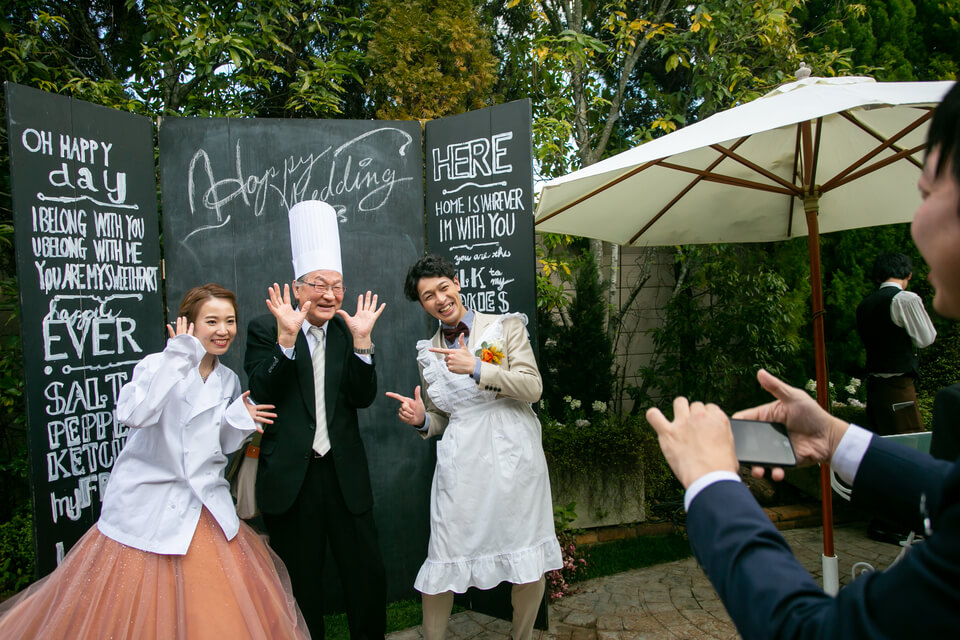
[535,71,954,594]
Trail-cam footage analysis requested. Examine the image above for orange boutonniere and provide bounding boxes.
[476,340,504,365]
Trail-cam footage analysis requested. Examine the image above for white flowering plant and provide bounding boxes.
[803,375,866,409]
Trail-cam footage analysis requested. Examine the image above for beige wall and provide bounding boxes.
[539,240,676,413]
[604,245,676,412]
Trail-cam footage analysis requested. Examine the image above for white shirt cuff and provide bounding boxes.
[830,423,872,485]
[684,470,742,512]
[280,343,296,359]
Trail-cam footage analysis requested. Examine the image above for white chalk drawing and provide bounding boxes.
[448,241,500,252]
[442,180,507,195]
[37,193,139,210]
[62,360,141,374]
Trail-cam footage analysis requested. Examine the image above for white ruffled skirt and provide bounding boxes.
[414,399,562,594]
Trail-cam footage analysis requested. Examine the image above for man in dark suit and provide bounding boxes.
[245,200,387,639]
[645,81,960,638]
[856,252,936,434]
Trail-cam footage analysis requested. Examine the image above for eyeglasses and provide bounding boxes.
[298,279,345,296]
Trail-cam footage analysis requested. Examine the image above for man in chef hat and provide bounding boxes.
[245,200,387,639]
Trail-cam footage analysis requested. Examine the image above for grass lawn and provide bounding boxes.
[322,532,692,637]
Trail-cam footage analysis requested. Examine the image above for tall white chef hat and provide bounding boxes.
[288,200,342,279]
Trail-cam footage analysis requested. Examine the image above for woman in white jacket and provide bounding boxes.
[0,284,310,639]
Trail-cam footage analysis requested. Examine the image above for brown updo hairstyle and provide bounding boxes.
[177,284,239,324]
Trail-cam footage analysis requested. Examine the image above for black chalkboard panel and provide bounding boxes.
[157,117,432,603]
[5,82,164,577]
[424,99,537,347]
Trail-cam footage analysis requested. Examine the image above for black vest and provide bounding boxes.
[856,286,919,377]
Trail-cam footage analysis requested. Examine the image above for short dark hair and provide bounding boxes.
[403,254,456,301]
[178,283,238,323]
[872,253,913,283]
[927,81,960,189]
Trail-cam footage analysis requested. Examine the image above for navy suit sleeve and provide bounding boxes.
[852,435,953,531]
[687,446,960,639]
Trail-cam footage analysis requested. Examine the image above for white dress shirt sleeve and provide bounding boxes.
[890,290,937,348]
[685,470,742,511]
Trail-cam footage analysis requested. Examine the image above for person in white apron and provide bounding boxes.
[386,254,562,640]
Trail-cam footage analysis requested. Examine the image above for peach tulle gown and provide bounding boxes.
[0,509,309,639]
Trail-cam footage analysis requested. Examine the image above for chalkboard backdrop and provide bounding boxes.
[158,116,434,602]
[5,82,164,576]
[8,86,538,611]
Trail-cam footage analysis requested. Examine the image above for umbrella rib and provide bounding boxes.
[535,158,662,225]
[821,110,931,191]
[709,144,801,193]
[787,126,802,237]
[627,138,751,244]
[656,161,797,195]
[811,117,824,188]
[826,143,927,191]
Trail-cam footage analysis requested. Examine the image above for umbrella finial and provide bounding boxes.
[795,62,812,80]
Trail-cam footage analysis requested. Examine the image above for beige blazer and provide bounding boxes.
[419,311,542,439]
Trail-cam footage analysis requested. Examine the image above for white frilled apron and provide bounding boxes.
[414,314,562,594]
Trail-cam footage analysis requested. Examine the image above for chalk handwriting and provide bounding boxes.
[185,127,415,241]
[42,294,143,362]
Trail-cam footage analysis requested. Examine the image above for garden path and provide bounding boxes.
[385,523,903,639]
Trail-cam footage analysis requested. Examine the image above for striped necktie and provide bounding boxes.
[309,326,331,456]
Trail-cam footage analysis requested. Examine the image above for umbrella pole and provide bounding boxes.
[804,200,839,595]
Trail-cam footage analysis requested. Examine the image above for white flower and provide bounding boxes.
[845,383,858,396]
[831,400,844,408]
[570,399,582,410]
[563,395,573,404]
[848,377,861,390]
[848,399,865,408]
[575,419,590,428]
[592,400,607,413]
[829,381,835,389]
[805,379,817,392]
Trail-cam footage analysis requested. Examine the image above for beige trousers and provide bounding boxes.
[421,576,546,640]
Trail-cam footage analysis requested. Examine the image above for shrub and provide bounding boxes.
[546,502,587,601]
[0,505,34,596]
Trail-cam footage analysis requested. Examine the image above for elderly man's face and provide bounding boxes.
[293,269,344,326]
[912,147,960,319]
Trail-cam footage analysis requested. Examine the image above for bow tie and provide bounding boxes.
[442,322,469,344]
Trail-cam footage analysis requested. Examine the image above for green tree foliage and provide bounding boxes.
[366,0,499,120]
[540,251,615,416]
[493,0,861,178]
[799,0,959,81]
[638,244,806,410]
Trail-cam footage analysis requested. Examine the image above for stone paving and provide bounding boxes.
[386,523,905,640]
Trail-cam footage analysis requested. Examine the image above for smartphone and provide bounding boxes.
[729,419,797,467]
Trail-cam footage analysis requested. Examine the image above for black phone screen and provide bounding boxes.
[729,419,797,466]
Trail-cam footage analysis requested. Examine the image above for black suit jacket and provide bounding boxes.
[687,435,960,639]
[931,383,960,461]
[244,313,377,515]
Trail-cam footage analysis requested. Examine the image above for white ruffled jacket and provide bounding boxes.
[97,334,256,554]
